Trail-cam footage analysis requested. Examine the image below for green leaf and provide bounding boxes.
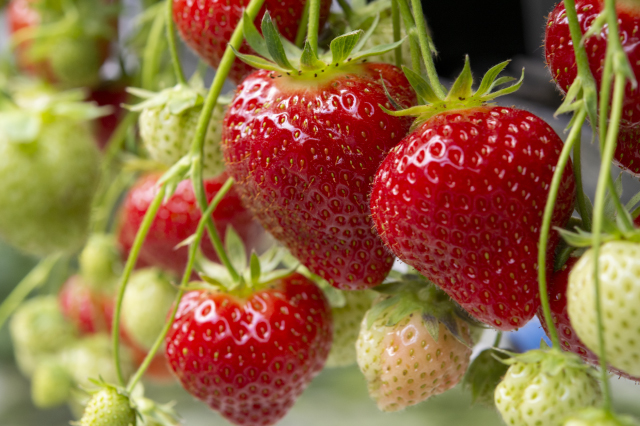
[261,12,295,70]
[482,68,524,100]
[242,11,270,59]
[401,65,441,103]
[349,37,405,62]
[249,252,261,285]
[231,47,289,73]
[0,111,41,143]
[447,56,474,101]
[475,60,510,96]
[225,226,247,274]
[463,348,510,407]
[330,30,363,64]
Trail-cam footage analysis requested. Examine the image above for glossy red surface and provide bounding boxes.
[370,106,576,331]
[546,0,640,127]
[222,64,416,290]
[539,257,639,382]
[172,0,332,84]
[164,273,332,425]
[117,173,265,277]
[58,274,113,335]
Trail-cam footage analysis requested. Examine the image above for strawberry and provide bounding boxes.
[538,257,640,381]
[165,270,332,425]
[494,349,602,426]
[9,296,77,375]
[79,385,136,426]
[89,83,129,150]
[356,275,472,412]
[78,233,122,291]
[564,407,640,426]
[121,268,176,351]
[545,0,640,176]
[31,361,73,409]
[370,60,576,330]
[128,81,228,179]
[59,274,115,335]
[567,241,640,377]
[7,0,117,88]
[172,0,332,83]
[0,90,103,256]
[222,16,415,290]
[117,172,265,277]
[326,289,374,368]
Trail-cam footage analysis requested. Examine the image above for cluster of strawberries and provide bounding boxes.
[2,0,640,425]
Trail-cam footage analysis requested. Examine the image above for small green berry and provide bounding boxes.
[80,387,136,426]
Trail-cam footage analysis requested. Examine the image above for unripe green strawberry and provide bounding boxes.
[79,233,122,290]
[31,360,72,408]
[130,83,227,179]
[121,268,175,351]
[59,334,134,390]
[0,96,102,256]
[564,407,639,426]
[80,386,136,426]
[326,290,374,368]
[494,350,602,426]
[48,38,102,88]
[356,277,472,412]
[9,296,77,375]
[568,242,640,377]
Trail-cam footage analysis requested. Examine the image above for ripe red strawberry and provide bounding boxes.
[222,18,415,290]
[545,0,640,175]
[117,172,265,277]
[538,257,639,382]
[172,0,332,83]
[370,61,576,330]
[7,0,117,88]
[59,275,114,335]
[165,273,332,425]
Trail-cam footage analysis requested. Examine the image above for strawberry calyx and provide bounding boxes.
[193,228,295,298]
[381,56,524,129]
[564,407,640,426]
[462,347,510,407]
[232,11,404,81]
[498,345,599,379]
[0,87,110,144]
[366,272,474,345]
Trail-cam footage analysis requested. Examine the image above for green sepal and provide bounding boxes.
[225,227,247,275]
[330,30,364,64]
[0,111,42,143]
[230,47,290,73]
[300,42,326,70]
[564,407,640,426]
[249,252,261,286]
[351,13,380,54]
[400,65,441,103]
[125,82,224,115]
[261,12,296,71]
[446,56,474,101]
[242,11,270,59]
[463,348,510,407]
[348,37,406,62]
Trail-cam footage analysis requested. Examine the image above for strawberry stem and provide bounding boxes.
[537,108,586,350]
[142,4,167,90]
[0,254,62,331]
[492,331,502,348]
[394,0,425,102]
[126,177,235,393]
[307,0,321,56]
[335,0,353,21]
[165,0,187,85]
[186,0,266,283]
[408,0,445,98]
[391,0,402,67]
[295,0,310,48]
[112,184,167,385]
[572,140,591,231]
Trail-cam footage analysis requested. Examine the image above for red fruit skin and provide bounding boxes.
[7,0,113,84]
[172,0,332,84]
[89,84,128,150]
[59,275,114,334]
[117,173,265,277]
[370,106,576,331]
[165,274,332,426]
[538,257,639,382]
[222,64,416,290]
[545,0,640,175]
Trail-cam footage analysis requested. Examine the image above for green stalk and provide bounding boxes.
[391,0,402,68]
[493,331,502,348]
[335,0,353,21]
[0,254,62,331]
[142,6,166,90]
[112,185,166,385]
[166,0,187,85]
[598,55,614,152]
[538,108,586,349]
[307,0,321,56]
[408,0,445,98]
[592,76,626,412]
[185,0,265,284]
[126,177,235,392]
[395,0,424,102]
[295,0,311,48]
[572,138,591,230]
